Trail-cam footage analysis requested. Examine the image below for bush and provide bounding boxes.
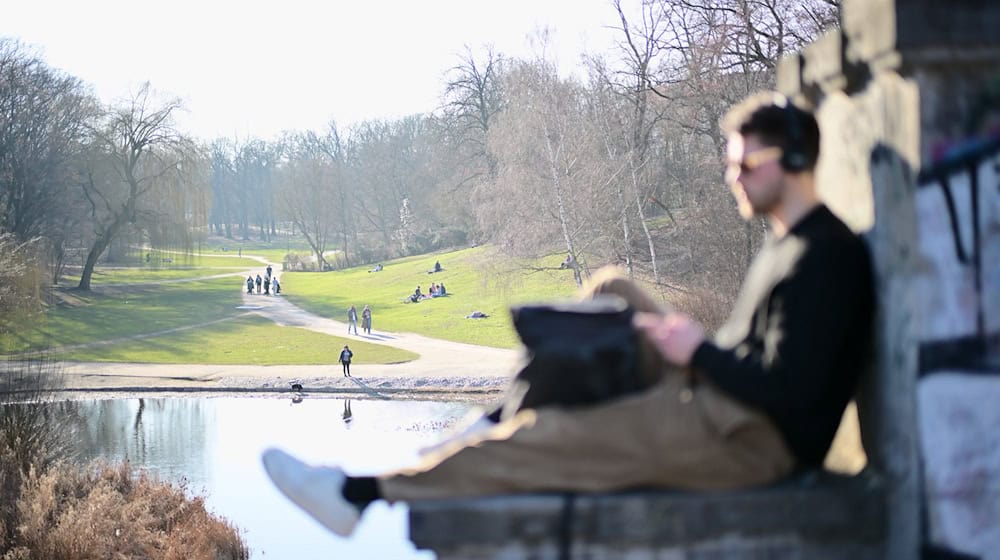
[10,461,248,560]
[1,357,71,551]
[0,235,45,348]
[666,285,735,334]
[282,252,312,272]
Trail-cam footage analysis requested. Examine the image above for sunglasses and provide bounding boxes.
[728,146,783,175]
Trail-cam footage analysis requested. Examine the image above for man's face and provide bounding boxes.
[725,132,786,219]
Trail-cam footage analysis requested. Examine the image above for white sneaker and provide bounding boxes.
[261,448,361,537]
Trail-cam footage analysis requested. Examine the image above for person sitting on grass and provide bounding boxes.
[408,285,422,303]
[260,92,875,541]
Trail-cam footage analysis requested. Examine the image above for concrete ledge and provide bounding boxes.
[409,470,886,559]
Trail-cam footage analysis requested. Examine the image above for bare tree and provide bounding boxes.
[344,116,438,259]
[345,120,398,252]
[439,45,506,176]
[275,134,337,271]
[76,83,190,291]
[0,39,97,286]
[485,58,611,286]
[208,138,238,239]
[583,0,682,283]
[304,123,356,266]
[233,138,277,242]
[644,0,839,147]
[142,143,210,251]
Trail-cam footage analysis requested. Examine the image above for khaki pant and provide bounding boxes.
[379,268,795,500]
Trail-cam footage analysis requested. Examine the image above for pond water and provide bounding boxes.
[66,396,474,559]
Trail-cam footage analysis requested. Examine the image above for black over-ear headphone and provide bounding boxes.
[777,96,809,172]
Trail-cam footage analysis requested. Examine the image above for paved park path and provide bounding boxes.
[56,254,521,399]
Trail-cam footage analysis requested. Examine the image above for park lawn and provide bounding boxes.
[200,235,316,253]
[198,236,319,265]
[59,314,418,365]
[281,246,580,349]
[59,268,242,285]
[3,277,243,354]
[243,249,305,265]
[136,251,263,268]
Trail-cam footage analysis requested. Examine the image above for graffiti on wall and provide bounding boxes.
[915,137,999,373]
[916,114,1000,560]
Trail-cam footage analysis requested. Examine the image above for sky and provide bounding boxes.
[2,0,624,142]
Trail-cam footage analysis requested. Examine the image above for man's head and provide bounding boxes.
[721,93,820,220]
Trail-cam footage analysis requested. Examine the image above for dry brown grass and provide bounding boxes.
[665,285,736,335]
[4,460,248,560]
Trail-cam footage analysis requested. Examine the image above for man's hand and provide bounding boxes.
[634,312,706,367]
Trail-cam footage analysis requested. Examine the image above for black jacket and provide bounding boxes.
[691,205,875,466]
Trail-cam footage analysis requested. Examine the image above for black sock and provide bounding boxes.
[485,407,502,423]
[342,476,380,510]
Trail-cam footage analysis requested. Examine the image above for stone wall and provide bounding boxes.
[779,0,1000,557]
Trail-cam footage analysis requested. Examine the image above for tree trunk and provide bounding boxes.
[78,204,131,291]
[636,193,659,285]
[543,128,582,288]
[77,235,110,291]
[617,181,633,278]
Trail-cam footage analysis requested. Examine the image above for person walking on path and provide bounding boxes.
[246,275,254,295]
[339,345,353,377]
[347,305,359,335]
[255,274,263,294]
[361,305,372,335]
[261,92,875,539]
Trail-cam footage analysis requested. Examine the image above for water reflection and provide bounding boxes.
[342,399,353,425]
[58,396,471,559]
[73,397,211,484]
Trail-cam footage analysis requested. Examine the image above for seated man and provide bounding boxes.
[261,92,875,538]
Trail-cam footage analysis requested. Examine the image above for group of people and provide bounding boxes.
[261,92,877,541]
[347,304,372,335]
[407,282,447,303]
[247,264,280,296]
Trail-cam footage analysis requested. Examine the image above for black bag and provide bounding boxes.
[499,294,644,418]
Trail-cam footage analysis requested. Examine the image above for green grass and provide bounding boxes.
[5,277,244,354]
[135,251,264,268]
[59,268,242,285]
[281,246,580,349]
[197,236,320,265]
[59,314,417,365]
[4,244,580,364]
